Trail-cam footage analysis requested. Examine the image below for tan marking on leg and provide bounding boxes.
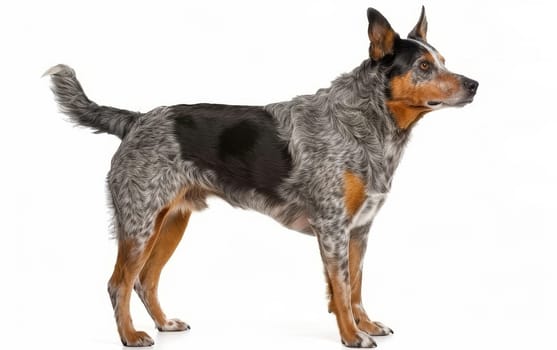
[328,267,359,344]
[349,239,371,331]
[344,171,366,218]
[325,265,375,347]
[349,239,393,337]
[108,208,169,346]
[349,239,364,309]
[137,209,191,331]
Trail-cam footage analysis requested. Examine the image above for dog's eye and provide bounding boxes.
[419,61,431,71]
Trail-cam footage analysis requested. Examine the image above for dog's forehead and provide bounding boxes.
[406,39,445,68]
[390,39,425,65]
[386,39,426,76]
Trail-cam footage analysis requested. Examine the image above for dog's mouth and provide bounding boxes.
[427,98,474,108]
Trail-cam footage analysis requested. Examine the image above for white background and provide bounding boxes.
[1,0,556,349]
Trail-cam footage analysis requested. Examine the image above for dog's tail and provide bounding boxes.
[44,64,140,139]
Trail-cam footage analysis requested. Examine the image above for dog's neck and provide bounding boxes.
[331,59,410,137]
[267,61,411,195]
[266,60,413,193]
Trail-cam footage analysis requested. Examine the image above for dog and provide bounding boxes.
[45,6,477,348]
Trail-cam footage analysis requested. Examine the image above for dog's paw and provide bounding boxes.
[359,320,393,336]
[341,330,377,348]
[157,318,191,332]
[121,330,154,347]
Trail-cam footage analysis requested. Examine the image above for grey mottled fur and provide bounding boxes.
[46,61,406,347]
[44,7,476,347]
[266,59,409,264]
[46,61,407,247]
[45,65,140,139]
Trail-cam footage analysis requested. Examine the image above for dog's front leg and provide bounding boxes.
[348,224,393,337]
[314,223,377,348]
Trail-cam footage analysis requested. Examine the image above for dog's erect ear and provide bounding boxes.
[408,6,428,42]
[367,8,397,61]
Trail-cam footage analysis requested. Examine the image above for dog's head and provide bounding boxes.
[367,7,478,129]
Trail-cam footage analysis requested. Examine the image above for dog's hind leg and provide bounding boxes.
[134,209,191,332]
[107,208,170,347]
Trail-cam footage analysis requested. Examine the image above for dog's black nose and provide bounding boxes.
[463,78,479,95]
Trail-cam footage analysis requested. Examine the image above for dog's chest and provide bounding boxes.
[347,135,407,229]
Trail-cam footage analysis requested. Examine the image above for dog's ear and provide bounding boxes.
[367,8,397,61]
[408,6,428,42]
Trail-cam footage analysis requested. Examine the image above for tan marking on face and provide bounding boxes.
[387,68,462,129]
[423,52,435,64]
[386,100,429,129]
[344,171,366,218]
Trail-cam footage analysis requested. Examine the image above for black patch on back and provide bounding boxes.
[219,121,258,159]
[172,104,292,202]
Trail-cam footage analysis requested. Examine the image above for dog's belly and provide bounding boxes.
[269,204,313,235]
[287,214,312,234]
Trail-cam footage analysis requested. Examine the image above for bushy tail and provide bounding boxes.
[44,64,140,139]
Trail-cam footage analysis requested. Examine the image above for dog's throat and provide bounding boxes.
[386,100,430,129]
